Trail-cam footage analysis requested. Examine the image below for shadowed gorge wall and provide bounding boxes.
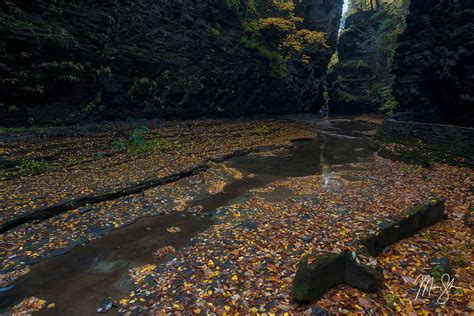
[327,11,383,114]
[326,2,407,115]
[392,0,474,126]
[0,0,342,126]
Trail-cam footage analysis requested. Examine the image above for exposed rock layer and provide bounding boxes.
[0,0,342,126]
[392,0,474,126]
[374,119,474,167]
[327,11,383,114]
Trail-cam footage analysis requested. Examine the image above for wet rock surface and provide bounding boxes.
[0,117,472,314]
[375,119,474,167]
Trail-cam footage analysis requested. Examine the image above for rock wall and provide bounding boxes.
[392,0,474,126]
[326,11,382,114]
[0,0,343,126]
[375,119,474,167]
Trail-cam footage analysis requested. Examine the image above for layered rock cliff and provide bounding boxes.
[326,11,382,114]
[0,0,342,126]
[392,0,474,126]
[326,4,407,115]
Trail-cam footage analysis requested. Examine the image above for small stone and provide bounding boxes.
[428,257,453,280]
[239,220,258,231]
[338,209,350,215]
[78,205,93,214]
[310,306,331,316]
[96,297,113,313]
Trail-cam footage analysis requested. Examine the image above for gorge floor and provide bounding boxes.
[0,117,472,315]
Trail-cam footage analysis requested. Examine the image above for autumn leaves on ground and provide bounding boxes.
[0,117,472,315]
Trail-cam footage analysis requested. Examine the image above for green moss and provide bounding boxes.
[0,167,6,181]
[112,139,127,151]
[210,27,221,37]
[254,124,270,133]
[128,126,150,146]
[94,153,106,160]
[385,294,401,309]
[240,36,288,78]
[225,0,241,11]
[128,138,173,154]
[19,159,54,176]
[84,91,103,113]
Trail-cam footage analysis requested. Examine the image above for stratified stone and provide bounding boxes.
[292,251,384,303]
[293,252,346,303]
[392,0,474,126]
[344,254,383,292]
[0,0,343,126]
[361,199,445,256]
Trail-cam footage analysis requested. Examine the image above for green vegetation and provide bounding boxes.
[84,91,103,113]
[372,3,408,113]
[210,27,221,37]
[227,0,327,77]
[0,126,41,134]
[385,293,401,309]
[0,167,6,181]
[128,126,150,146]
[254,124,270,133]
[94,153,106,160]
[128,77,154,100]
[225,0,241,11]
[110,126,174,154]
[330,0,408,113]
[19,159,54,176]
[69,155,87,165]
[240,36,287,78]
[112,139,127,151]
[128,138,173,154]
[454,254,468,267]
[428,263,448,281]
[346,0,408,14]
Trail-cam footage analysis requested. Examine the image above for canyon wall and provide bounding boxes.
[326,4,407,115]
[392,0,474,126]
[0,0,342,126]
[326,11,383,114]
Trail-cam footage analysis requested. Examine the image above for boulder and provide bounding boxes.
[293,252,346,303]
[292,251,383,303]
[345,256,383,292]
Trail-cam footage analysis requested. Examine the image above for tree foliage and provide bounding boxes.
[226,0,328,77]
[347,0,409,14]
